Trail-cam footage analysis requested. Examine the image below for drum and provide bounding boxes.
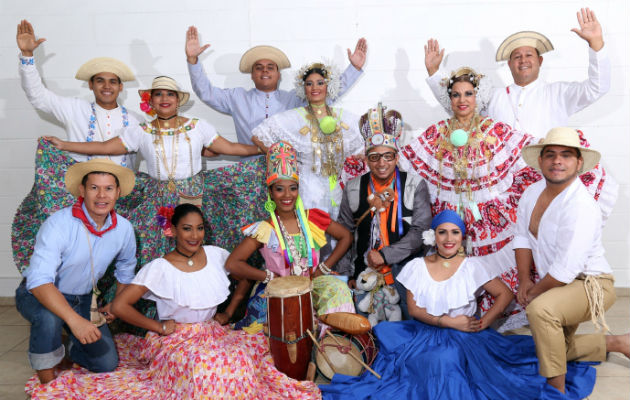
[265,276,314,381]
[314,330,377,381]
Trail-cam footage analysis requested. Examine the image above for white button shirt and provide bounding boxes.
[513,179,611,284]
[427,46,611,139]
[19,55,138,169]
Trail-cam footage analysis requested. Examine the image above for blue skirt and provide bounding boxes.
[320,320,595,400]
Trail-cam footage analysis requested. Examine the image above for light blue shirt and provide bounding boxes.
[23,204,137,295]
[187,62,363,147]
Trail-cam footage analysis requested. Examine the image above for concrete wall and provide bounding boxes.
[1,0,628,295]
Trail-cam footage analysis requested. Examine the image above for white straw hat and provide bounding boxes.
[65,158,135,198]
[239,45,290,73]
[521,127,600,172]
[138,76,190,107]
[75,57,135,82]
[495,31,554,62]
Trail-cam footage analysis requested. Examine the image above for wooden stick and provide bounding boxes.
[325,330,381,379]
[306,329,338,376]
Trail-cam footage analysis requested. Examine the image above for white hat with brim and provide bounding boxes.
[75,57,135,82]
[138,76,190,107]
[495,31,554,62]
[65,158,136,198]
[521,127,600,173]
[239,45,291,73]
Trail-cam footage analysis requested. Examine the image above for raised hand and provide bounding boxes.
[424,38,444,76]
[186,26,211,64]
[571,8,604,51]
[347,38,368,70]
[16,19,46,57]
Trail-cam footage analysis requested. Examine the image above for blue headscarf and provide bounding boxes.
[431,210,466,236]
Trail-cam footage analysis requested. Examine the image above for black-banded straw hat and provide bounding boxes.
[495,31,554,61]
[521,127,600,173]
[65,158,136,198]
[138,76,190,107]
[239,45,291,73]
[75,57,135,82]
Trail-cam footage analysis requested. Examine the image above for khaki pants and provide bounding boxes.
[526,275,616,377]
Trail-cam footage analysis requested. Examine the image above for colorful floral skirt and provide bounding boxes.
[25,321,321,400]
[236,276,355,332]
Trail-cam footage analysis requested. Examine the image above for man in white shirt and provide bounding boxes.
[424,8,610,139]
[17,19,138,169]
[513,127,628,393]
[185,26,367,148]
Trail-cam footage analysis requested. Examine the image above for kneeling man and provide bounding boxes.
[514,127,629,393]
[15,159,137,383]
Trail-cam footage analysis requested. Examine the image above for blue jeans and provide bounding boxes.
[15,281,118,372]
[354,263,410,320]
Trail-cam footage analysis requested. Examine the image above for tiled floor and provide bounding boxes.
[0,297,627,399]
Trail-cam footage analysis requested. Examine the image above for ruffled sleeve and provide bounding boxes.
[397,257,495,316]
[241,220,280,252]
[132,246,231,310]
[307,208,331,248]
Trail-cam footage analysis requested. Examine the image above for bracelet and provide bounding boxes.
[262,269,274,284]
[161,323,166,335]
[436,315,443,328]
[318,261,332,275]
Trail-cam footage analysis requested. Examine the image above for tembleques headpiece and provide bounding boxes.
[266,141,299,186]
[294,61,341,102]
[436,66,491,116]
[75,57,135,82]
[239,45,291,73]
[359,102,403,152]
[495,31,554,62]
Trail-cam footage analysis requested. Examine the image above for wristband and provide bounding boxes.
[318,261,332,275]
[262,269,274,284]
[161,323,166,335]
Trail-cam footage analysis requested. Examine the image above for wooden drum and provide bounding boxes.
[265,276,314,380]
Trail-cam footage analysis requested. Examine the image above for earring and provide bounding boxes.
[264,194,276,212]
[457,246,465,256]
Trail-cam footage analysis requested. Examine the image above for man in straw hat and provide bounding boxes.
[337,103,431,320]
[512,127,629,393]
[185,26,367,148]
[15,159,137,384]
[17,19,139,169]
[424,7,610,139]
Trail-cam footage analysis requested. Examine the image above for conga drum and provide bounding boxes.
[314,330,377,381]
[265,276,314,380]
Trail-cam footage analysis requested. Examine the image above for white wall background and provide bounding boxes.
[1,0,628,296]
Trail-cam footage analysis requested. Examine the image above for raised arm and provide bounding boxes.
[185,25,211,65]
[16,19,45,57]
[44,135,128,155]
[111,284,175,335]
[571,7,604,51]
[424,38,445,77]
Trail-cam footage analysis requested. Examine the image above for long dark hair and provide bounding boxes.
[171,203,203,227]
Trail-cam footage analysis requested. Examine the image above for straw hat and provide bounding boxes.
[138,76,190,107]
[239,45,291,73]
[495,31,554,61]
[521,127,600,172]
[65,158,136,198]
[75,57,135,82]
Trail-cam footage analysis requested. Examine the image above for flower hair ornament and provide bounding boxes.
[294,60,341,102]
[140,92,156,117]
[435,66,492,116]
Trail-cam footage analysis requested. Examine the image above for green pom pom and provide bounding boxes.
[319,116,337,135]
[264,199,276,212]
[450,129,469,147]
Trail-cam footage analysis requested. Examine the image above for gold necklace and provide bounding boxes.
[304,106,344,177]
[310,103,326,116]
[154,118,179,193]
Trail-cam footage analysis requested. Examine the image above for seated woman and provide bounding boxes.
[319,210,598,400]
[251,62,364,219]
[44,76,261,328]
[226,141,355,331]
[25,204,319,399]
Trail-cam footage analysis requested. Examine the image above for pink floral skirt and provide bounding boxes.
[25,321,321,400]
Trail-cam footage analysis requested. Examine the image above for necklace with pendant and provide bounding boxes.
[310,103,326,116]
[175,247,198,267]
[436,250,457,268]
